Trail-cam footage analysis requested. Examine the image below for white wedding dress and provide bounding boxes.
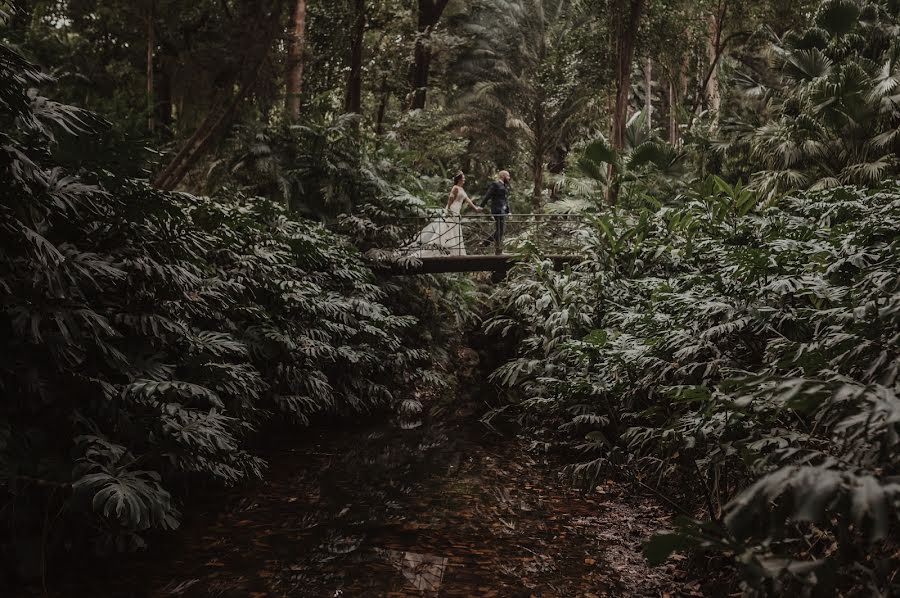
[409,188,469,257]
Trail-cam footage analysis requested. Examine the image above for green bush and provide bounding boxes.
[487,177,900,595]
[720,0,900,197]
[0,43,431,572]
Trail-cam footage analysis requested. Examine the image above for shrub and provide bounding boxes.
[487,177,900,595]
[0,42,429,575]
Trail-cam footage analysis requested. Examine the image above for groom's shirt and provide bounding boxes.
[480,181,510,214]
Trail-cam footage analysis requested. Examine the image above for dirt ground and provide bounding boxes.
[42,402,714,598]
[26,343,724,598]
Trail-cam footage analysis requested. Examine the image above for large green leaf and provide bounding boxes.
[784,48,834,81]
[583,137,618,168]
[815,0,860,36]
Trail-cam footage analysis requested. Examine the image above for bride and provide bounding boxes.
[409,171,482,257]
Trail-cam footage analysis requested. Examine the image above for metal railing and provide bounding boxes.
[395,212,587,257]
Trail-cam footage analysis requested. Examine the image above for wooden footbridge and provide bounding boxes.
[369,213,588,275]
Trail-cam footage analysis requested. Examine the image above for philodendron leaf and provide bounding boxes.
[664,385,713,403]
[583,329,608,348]
[849,475,895,542]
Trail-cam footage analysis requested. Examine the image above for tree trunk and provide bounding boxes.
[285,0,307,122]
[409,38,431,110]
[679,56,689,135]
[147,0,155,133]
[607,0,645,205]
[532,155,544,213]
[644,56,652,132]
[705,12,722,129]
[375,73,390,135]
[667,54,686,145]
[152,1,285,191]
[667,76,678,145]
[462,138,475,176]
[548,144,568,202]
[688,1,729,128]
[532,100,545,213]
[409,0,451,110]
[611,0,645,150]
[344,0,365,114]
[156,62,173,132]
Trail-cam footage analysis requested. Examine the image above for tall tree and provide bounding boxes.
[285,0,307,122]
[457,0,592,212]
[643,56,652,131]
[607,0,645,204]
[344,0,366,113]
[640,0,702,148]
[703,1,726,129]
[153,0,286,190]
[665,56,687,145]
[409,0,451,110]
[687,0,811,125]
[146,0,155,132]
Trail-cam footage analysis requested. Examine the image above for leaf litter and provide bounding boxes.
[55,397,710,597]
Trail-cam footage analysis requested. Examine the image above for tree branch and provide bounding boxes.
[689,30,751,121]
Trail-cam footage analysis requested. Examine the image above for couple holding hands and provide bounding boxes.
[411,170,512,257]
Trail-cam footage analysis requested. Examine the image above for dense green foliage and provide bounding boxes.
[4,0,900,595]
[0,44,471,580]
[482,1,900,595]
[488,180,900,594]
[719,0,900,195]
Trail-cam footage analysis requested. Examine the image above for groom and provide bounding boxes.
[480,170,511,255]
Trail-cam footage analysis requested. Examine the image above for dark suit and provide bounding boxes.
[480,180,510,252]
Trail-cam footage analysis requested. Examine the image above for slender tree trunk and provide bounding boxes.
[667,76,678,145]
[611,0,645,150]
[147,0,155,133]
[344,0,365,114]
[644,56,652,131]
[285,0,307,122]
[156,62,173,132]
[606,88,615,197]
[462,138,475,176]
[410,32,432,109]
[409,0,451,110]
[532,100,545,213]
[548,145,568,203]
[607,0,645,205]
[375,73,390,135]
[532,154,544,213]
[688,0,729,128]
[706,12,722,128]
[153,1,285,190]
[668,53,686,145]
[680,56,689,128]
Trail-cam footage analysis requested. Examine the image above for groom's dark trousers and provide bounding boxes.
[480,180,510,254]
[486,214,507,253]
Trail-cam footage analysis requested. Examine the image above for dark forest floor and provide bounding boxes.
[33,350,720,598]
[46,420,708,596]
